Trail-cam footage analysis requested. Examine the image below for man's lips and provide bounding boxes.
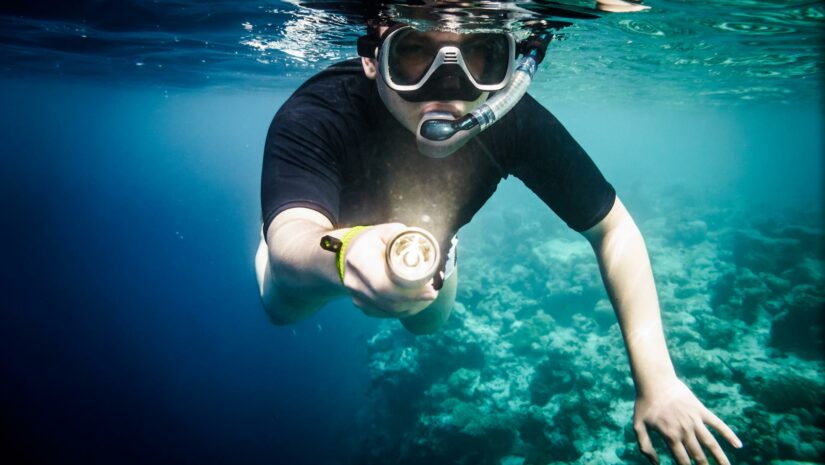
[420,103,461,118]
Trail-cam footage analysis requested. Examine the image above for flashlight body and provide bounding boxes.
[385,227,441,289]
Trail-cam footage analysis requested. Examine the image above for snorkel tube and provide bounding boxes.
[416,31,553,158]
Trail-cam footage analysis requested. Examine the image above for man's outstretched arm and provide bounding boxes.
[582,196,743,465]
[256,207,440,326]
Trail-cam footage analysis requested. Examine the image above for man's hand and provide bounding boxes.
[596,0,650,13]
[343,222,438,318]
[633,378,743,465]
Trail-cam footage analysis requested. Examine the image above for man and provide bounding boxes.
[254,14,743,465]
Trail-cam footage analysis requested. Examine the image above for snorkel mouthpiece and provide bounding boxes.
[416,32,554,158]
[416,112,482,158]
[420,114,480,141]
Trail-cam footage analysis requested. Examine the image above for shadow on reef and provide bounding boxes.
[354,189,824,465]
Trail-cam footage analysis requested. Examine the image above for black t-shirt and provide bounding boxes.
[261,59,615,263]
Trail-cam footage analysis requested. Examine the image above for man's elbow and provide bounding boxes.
[582,197,641,247]
[260,280,324,326]
[255,235,317,325]
[262,300,293,325]
[263,299,307,326]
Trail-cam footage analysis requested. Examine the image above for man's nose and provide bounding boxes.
[437,73,461,90]
[433,65,465,89]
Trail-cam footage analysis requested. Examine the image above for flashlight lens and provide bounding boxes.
[403,250,421,267]
[387,229,439,286]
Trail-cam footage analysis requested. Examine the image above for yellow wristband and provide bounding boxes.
[336,226,367,283]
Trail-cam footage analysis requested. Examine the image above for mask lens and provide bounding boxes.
[388,29,439,86]
[460,33,511,85]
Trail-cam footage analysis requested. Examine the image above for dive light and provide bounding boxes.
[385,227,440,288]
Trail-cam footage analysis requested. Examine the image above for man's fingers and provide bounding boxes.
[348,252,433,303]
[352,295,378,315]
[351,283,425,318]
[415,282,438,301]
[352,293,396,317]
[696,423,731,465]
[349,263,412,311]
[634,422,660,465]
[373,283,435,304]
[703,409,742,449]
[667,440,691,465]
[377,222,408,244]
[683,434,709,465]
[344,259,375,294]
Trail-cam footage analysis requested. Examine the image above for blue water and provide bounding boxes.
[1,1,823,465]
[0,81,384,464]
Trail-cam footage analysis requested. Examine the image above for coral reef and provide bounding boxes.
[356,194,824,465]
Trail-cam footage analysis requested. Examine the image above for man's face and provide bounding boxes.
[362,28,490,134]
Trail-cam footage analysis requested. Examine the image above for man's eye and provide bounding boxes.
[463,42,490,56]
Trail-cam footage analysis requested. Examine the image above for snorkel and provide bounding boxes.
[416,30,553,158]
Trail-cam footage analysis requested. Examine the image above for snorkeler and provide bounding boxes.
[255,5,743,465]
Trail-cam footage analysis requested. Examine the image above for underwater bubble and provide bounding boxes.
[617,18,666,37]
[802,4,825,20]
[714,21,796,35]
[705,53,800,68]
[737,6,825,27]
[699,85,793,100]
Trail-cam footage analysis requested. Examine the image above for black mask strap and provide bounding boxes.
[356,35,378,58]
[356,21,406,59]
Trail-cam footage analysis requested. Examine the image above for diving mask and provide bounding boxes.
[357,24,554,158]
[359,25,517,102]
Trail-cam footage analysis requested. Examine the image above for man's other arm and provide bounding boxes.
[582,196,677,398]
[582,196,741,465]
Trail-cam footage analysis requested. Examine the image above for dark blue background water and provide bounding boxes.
[0,79,384,465]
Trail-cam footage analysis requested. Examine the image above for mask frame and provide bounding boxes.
[361,25,517,93]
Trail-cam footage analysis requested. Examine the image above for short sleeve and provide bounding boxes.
[502,95,616,232]
[261,101,342,238]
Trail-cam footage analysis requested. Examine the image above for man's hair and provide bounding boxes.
[365,17,399,37]
[365,18,380,36]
